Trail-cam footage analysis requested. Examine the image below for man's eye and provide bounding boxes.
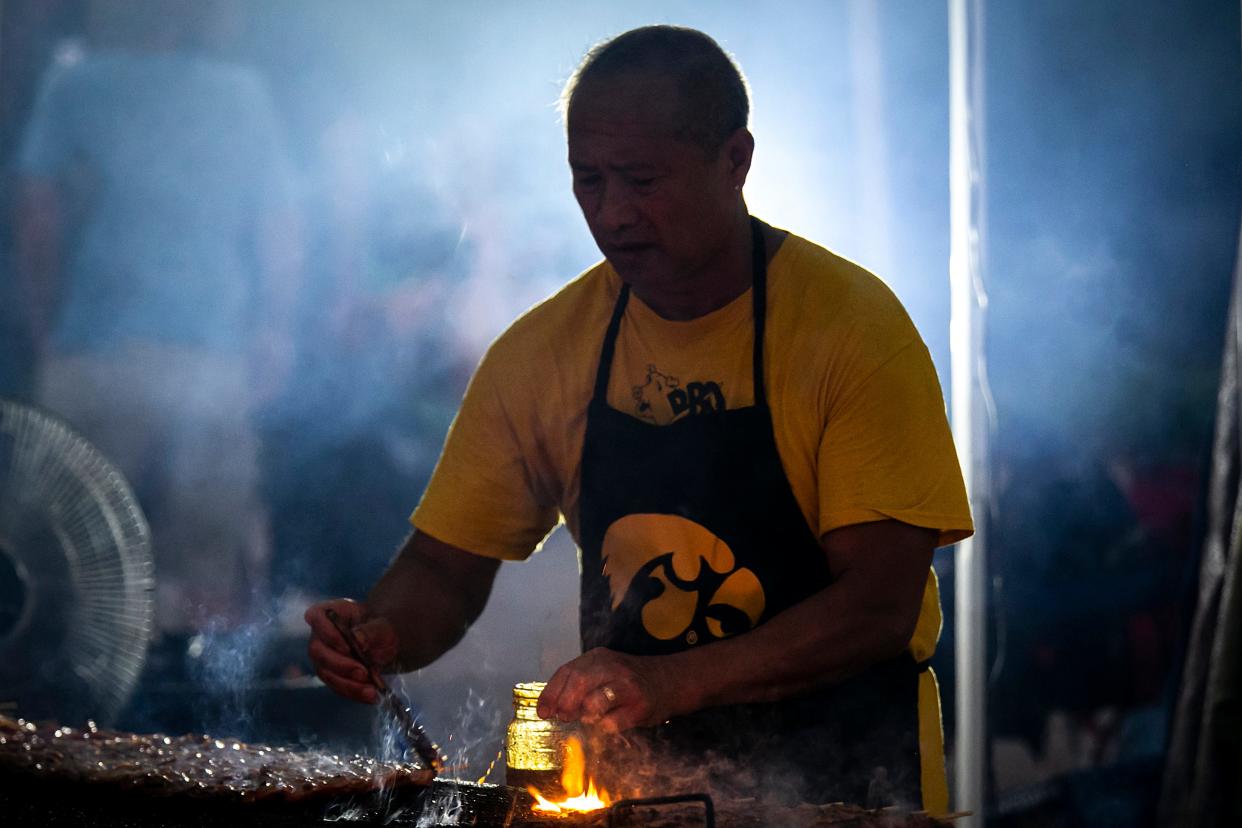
[631,177,658,189]
[575,176,601,189]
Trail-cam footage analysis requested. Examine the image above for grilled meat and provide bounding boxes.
[0,715,434,803]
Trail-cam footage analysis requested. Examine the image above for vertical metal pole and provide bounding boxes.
[949,0,989,824]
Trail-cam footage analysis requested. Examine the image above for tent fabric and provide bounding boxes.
[1159,222,1242,827]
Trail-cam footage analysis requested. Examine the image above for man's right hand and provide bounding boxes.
[304,531,502,704]
[305,598,400,704]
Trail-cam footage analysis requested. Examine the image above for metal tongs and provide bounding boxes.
[324,608,444,774]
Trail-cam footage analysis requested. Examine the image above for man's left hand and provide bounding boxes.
[537,648,688,734]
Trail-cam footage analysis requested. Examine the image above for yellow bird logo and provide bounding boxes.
[601,514,765,643]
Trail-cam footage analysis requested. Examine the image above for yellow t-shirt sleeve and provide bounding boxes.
[410,345,560,561]
[816,339,973,548]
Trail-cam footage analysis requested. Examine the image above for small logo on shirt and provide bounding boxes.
[632,364,726,425]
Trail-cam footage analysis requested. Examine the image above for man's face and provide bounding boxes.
[567,73,747,292]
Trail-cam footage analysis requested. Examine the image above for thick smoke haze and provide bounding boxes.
[0,0,1238,817]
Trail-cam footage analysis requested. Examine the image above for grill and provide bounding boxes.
[0,716,957,827]
[0,773,517,827]
[0,771,714,827]
[0,765,958,827]
[0,778,953,827]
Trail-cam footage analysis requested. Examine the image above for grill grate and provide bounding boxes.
[608,793,716,827]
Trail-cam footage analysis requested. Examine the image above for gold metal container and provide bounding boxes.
[504,681,568,797]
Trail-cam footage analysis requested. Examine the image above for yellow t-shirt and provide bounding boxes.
[411,230,973,811]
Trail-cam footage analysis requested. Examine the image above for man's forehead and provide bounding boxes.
[568,71,684,133]
[566,119,690,170]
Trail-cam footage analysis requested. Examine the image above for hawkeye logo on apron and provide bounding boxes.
[601,513,765,644]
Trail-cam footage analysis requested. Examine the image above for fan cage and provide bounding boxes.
[0,399,154,723]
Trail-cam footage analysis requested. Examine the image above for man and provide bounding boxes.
[307,25,972,811]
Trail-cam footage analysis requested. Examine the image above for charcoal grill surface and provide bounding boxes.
[0,773,522,827]
[0,774,958,827]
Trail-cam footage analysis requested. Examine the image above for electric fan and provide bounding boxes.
[0,399,154,724]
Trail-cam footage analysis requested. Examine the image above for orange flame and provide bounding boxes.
[527,735,611,813]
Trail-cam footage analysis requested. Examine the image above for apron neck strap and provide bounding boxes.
[750,216,768,408]
[594,281,631,401]
[592,216,769,406]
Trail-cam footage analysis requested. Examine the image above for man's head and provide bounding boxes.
[562,26,750,156]
[563,26,756,296]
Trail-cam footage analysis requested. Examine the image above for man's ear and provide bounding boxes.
[722,128,755,189]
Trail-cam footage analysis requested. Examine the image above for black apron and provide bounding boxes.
[577,217,926,807]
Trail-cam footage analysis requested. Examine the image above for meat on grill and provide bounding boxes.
[0,715,434,803]
[0,716,960,826]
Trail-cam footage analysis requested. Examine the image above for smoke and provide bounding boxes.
[984,1,1239,465]
[6,0,961,672]
[384,685,499,828]
[4,3,1239,816]
[188,614,278,737]
[433,686,507,784]
[412,787,465,828]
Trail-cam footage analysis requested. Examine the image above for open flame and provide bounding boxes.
[527,735,611,813]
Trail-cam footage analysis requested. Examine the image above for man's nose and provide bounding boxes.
[596,182,638,232]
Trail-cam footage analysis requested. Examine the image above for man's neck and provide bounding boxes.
[632,214,787,322]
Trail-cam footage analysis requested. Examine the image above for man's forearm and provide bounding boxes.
[663,571,918,715]
[365,531,500,672]
[366,554,477,670]
[661,521,936,717]
[537,521,935,731]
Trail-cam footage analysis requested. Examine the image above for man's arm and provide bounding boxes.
[537,519,935,731]
[305,530,501,703]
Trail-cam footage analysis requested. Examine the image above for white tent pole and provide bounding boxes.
[949,0,989,824]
